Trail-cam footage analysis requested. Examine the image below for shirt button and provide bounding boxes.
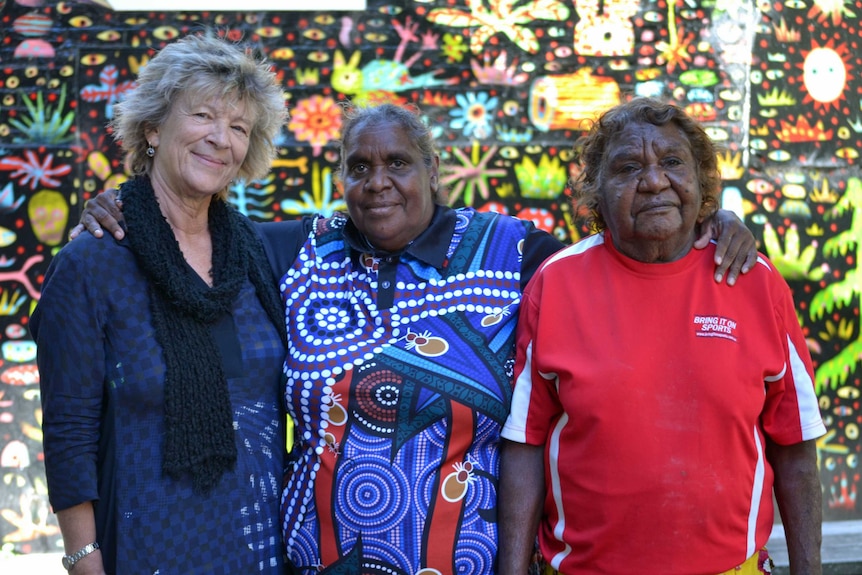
[381,281,391,289]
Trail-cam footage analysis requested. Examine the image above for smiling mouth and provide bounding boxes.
[193,153,225,166]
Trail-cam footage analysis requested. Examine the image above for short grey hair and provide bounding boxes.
[111,32,287,188]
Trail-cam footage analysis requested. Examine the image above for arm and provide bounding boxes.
[694,209,758,285]
[31,246,108,573]
[497,440,545,575]
[68,188,125,240]
[57,502,106,575]
[767,438,822,575]
[254,219,313,284]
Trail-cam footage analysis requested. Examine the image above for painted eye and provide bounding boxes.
[271,47,295,60]
[153,26,180,41]
[767,149,791,162]
[786,0,806,7]
[25,66,38,78]
[256,26,282,38]
[553,46,573,58]
[378,4,402,14]
[303,28,326,41]
[499,146,519,159]
[79,53,107,66]
[315,14,335,24]
[836,147,860,160]
[704,127,729,141]
[68,15,93,28]
[307,51,329,63]
[97,29,121,42]
[124,17,148,25]
[364,33,387,43]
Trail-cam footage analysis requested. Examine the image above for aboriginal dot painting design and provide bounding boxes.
[0,0,859,558]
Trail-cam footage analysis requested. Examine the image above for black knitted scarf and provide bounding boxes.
[120,176,286,493]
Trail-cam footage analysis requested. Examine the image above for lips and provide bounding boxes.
[638,202,678,214]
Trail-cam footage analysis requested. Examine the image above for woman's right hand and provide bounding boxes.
[68,188,125,240]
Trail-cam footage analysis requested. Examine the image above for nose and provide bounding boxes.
[637,165,668,193]
[365,165,390,192]
[206,121,230,149]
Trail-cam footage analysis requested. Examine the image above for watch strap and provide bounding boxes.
[62,541,100,571]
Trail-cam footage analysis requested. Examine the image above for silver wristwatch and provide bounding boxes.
[62,541,100,571]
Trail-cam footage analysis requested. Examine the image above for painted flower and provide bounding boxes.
[449,92,498,139]
[441,33,469,63]
[288,95,342,156]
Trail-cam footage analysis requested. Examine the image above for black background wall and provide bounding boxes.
[0,0,859,556]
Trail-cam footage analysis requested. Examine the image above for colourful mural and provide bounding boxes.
[0,0,859,558]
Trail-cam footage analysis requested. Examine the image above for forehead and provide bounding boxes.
[345,119,416,155]
[606,121,692,156]
[174,90,254,121]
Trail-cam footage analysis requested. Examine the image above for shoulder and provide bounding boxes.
[48,235,131,273]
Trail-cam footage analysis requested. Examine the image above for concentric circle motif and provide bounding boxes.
[352,368,402,435]
[302,296,363,340]
[337,460,409,532]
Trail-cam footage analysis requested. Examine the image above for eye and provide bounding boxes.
[80,53,107,66]
[232,125,249,136]
[391,159,407,169]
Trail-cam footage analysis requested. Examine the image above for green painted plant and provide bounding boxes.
[9,84,75,144]
[810,177,862,392]
[514,154,567,200]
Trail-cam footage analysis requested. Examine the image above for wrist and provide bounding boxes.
[62,541,100,572]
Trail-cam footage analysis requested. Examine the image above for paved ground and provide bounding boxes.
[1,552,63,575]
[1,521,860,574]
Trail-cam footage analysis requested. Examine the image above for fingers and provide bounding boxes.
[68,223,89,241]
[79,189,126,240]
[713,231,757,285]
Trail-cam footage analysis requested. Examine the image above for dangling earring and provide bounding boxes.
[146,145,155,158]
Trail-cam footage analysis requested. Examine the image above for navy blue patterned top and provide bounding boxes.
[32,232,287,574]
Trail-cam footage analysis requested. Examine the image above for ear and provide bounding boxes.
[349,51,361,67]
[429,154,440,196]
[334,50,345,67]
[145,126,159,148]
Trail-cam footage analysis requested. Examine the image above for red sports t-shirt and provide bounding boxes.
[502,232,826,575]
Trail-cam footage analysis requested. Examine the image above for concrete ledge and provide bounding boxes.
[768,520,862,575]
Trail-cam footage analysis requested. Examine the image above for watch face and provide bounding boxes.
[61,556,72,569]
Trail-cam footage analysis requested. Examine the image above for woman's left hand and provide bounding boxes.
[694,209,758,285]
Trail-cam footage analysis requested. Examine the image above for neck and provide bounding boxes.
[612,234,695,263]
[149,173,213,237]
[149,175,214,285]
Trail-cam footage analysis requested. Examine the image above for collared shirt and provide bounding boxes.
[256,205,563,299]
[275,206,563,574]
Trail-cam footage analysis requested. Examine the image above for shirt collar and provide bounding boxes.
[342,205,456,268]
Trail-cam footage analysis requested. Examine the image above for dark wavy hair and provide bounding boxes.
[571,97,721,232]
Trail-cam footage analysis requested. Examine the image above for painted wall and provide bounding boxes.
[0,0,859,556]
